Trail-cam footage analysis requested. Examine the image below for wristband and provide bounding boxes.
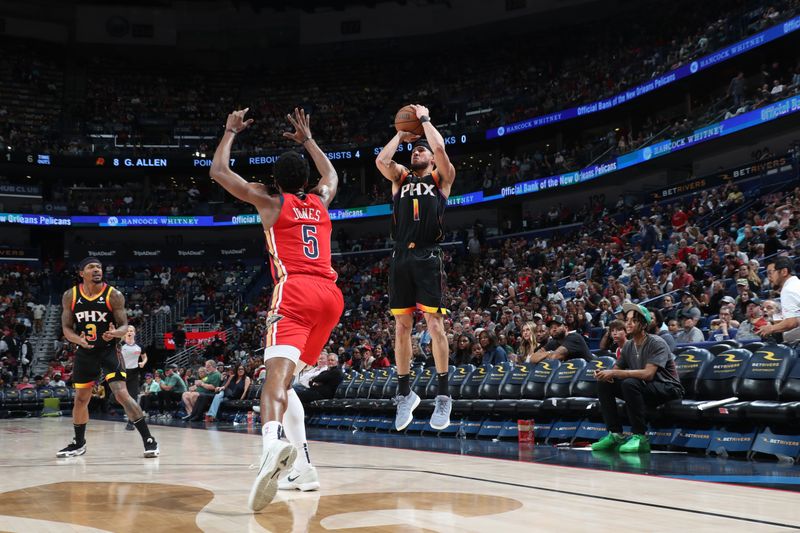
[419,115,431,124]
[302,136,313,144]
[226,128,238,134]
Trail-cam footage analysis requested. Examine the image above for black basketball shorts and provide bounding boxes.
[389,245,449,316]
[71,346,126,389]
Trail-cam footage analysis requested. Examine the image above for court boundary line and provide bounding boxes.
[323,465,800,530]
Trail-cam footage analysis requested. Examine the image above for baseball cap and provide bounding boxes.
[167,363,178,370]
[622,303,652,325]
[720,296,735,305]
[546,315,565,327]
[736,278,749,286]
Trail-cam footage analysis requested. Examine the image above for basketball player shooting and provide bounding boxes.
[210,107,344,511]
[57,257,159,458]
[375,104,456,431]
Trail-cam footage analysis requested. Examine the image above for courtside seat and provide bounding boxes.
[673,348,714,399]
[706,345,794,423]
[470,362,514,415]
[563,356,616,416]
[36,387,54,408]
[19,388,38,411]
[539,358,587,416]
[355,367,395,412]
[412,368,435,399]
[3,388,20,407]
[345,371,367,400]
[742,341,766,353]
[709,344,732,355]
[451,363,492,416]
[310,370,355,411]
[744,349,800,424]
[52,386,71,407]
[493,363,534,416]
[516,360,561,417]
[660,348,751,421]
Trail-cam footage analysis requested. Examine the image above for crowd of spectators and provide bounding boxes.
[2,1,799,160]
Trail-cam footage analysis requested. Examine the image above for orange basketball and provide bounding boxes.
[394,105,424,135]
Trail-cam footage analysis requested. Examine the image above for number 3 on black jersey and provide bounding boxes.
[302,225,319,259]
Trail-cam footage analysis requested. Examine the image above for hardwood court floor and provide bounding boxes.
[0,418,798,532]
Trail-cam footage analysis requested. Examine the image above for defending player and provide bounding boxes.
[210,107,343,511]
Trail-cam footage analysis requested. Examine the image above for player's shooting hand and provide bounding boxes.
[410,104,430,120]
[282,107,312,144]
[226,108,254,134]
[398,131,420,143]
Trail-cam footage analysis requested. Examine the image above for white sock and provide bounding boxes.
[283,388,311,470]
[261,421,282,454]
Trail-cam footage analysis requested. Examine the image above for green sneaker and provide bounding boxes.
[591,432,625,451]
[618,434,651,454]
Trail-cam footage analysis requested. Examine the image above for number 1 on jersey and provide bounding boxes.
[302,225,319,259]
[413,199,420,221]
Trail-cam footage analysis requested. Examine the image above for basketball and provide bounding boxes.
[394,105,424,135]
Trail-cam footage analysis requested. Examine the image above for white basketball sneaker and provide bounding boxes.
[278,465,321,492]
[248,440,297,512]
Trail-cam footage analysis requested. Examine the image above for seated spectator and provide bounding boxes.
[453,335,475,366]
[207,366,249,422]
[708,307,740,341]
[88,382,108,414]
[650,309,677,353]
[598,319,627,356]
[477,330,508,365]
[370,345,391,368]
[675,316,704,344]
[158,364,187,414]
[528,315,592,363]
[16,376,34,390]
[296,353,343,404]
[736,301,768,342]
[51,373,66,388]
[592,304,684,454]
[139,373,161,413]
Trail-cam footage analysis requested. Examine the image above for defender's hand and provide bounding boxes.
[225,108,254,134]
[282,107,313,144]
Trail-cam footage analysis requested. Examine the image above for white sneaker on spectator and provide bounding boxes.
[278,465,320,491]
[248,440,296,512]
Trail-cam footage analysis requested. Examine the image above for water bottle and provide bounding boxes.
[456,419,467,440]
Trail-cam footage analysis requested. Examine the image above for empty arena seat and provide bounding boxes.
[538,359,587,416]
[356,370,377,398]
[448,364,476,400]
[368,367,395,399]
[492,363,534,417]
[2,389,20,407]
[345,371,367,399]
[451,363,492,415]
[660,348,751,421]
[708,344,732,355]
[563,356,616,415]
[412,368,435,399]
[516,360,561,417]
[741,341,766,352]
[19,388,38,410]
[744,349,800,424]
[471,363,514,415]
[673,347,714,399]
[706,344,795,423]
[424,365,456,398]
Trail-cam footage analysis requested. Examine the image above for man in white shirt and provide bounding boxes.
[33,304,47,334]
[758,257,800,344]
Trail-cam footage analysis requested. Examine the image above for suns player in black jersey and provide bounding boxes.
[57,257,159,458]
[376,104,456,431]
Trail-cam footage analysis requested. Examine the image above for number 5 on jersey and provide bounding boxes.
[302,225,319,259]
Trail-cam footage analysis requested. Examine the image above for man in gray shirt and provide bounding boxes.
[674,314,704,344]
[592,303,684,454]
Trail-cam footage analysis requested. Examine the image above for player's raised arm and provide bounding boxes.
[210,108,270,206]
[284,108,339,209]
[410,104,456,195]
[375,131,418,188]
